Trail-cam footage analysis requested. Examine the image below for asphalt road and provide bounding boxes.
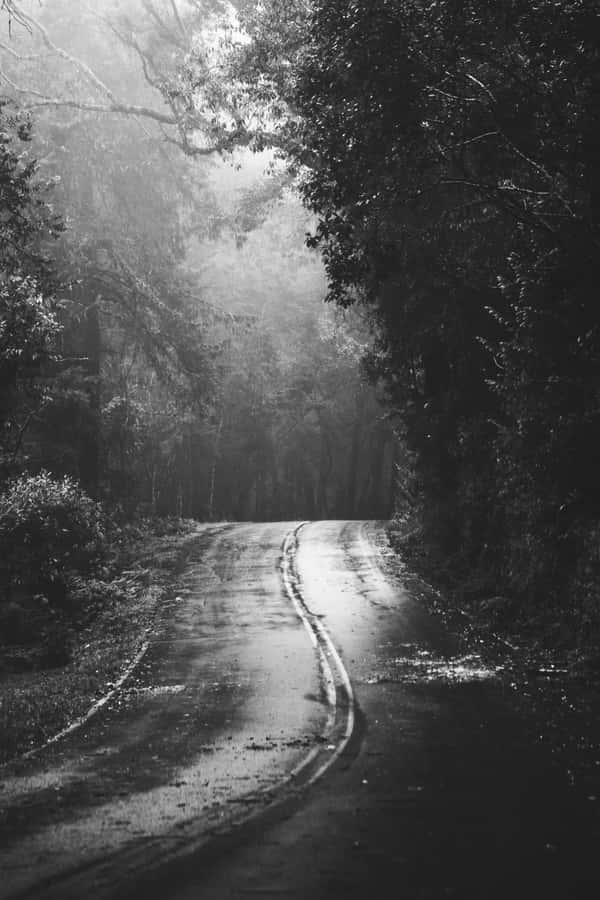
[1,521,599,899]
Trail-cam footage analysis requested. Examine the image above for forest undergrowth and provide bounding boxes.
[0,518,200,765]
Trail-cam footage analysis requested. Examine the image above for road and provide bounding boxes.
[0,521,598,899]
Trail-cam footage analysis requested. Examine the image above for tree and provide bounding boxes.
[0,1,396,523]
[0,100,63,473]
[194,188,395,520]
[0,2,230,506]
[0,0,264,156]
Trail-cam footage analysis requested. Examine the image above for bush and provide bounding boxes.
[0,471,107,608]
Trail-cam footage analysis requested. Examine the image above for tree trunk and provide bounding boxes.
[207,414,223,521]
[318,415,333,518]
[365,422,391,518]
[151,464,158,516]
[78,296,101,498]
[346,386,365,519]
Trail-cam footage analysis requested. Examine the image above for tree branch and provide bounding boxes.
[463,72,497,103]
[426,85,479,104]
[0,39,39,60]
[0,0,32,34]
[452,130,499,149]
[105,19,164,91]
[170,0,187,40]
[11,1,123,106]
[14,91,178,125]
[2,2,244,154]
[0,68,51,100]
[141,0,184,49]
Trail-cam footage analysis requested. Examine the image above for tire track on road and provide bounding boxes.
[280,522,356,786]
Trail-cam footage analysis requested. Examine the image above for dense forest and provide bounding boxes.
[233,0,600,643]
[1,0,599,649]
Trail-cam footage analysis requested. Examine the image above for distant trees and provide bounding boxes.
[190,192,395,520]
[0,1,393,524]
[0,2,226,511]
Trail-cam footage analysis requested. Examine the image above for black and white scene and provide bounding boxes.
[0,1,599,897]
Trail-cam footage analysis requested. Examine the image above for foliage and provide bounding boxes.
[0,471,107,605]
[195,191,395,520]
[0,100,63,469]
[235,0,600,633]
[0,276,60,368]
[0,3,392,524]
[0,6,229,501]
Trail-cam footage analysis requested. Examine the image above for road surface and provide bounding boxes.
[0,521,598,899]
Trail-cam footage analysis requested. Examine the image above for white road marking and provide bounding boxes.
[10,521,356,791]
[0,523,362,898]
[19,638,151,761]
[280,523,356,786]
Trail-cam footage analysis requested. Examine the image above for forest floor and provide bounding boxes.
[386,523,600,808]
[0,518,202,765]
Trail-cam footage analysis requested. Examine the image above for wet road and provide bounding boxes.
[1,521,599,899]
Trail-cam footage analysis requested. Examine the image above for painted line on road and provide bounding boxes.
[280,523,356,786]
[12,525,359,898]
[4,524,230,768]
[18,638,151,762]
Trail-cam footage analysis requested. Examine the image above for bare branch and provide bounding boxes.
[426,85,479,104]
[501,133,554,184]
[0,68,51,100]
[141,0,184,49]
[109,19,164,90]
[170,0,187,40]
[21,94,178,126]
[2,1,244,155]
[10,406,38,462]
[84,6,172,106]
[464,72,497,103]
[452,130,499,149]
[10,1,124,106]
[0,0,32,33]
[0,39,39,60]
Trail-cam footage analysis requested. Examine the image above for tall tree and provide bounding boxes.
[0,100,63,474]
[0,1,229,506]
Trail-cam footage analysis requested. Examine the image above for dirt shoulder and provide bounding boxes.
[0,519,204,765]
[382,523,600,809]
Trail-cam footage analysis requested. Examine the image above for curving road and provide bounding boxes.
[0,521,598,899]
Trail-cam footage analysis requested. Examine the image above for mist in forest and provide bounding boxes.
[2,0,600,741]
[0,0,395,521]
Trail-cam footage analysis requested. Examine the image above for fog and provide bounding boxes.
[0,0,394,519]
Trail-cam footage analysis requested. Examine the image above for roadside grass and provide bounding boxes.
[0,519,202,765]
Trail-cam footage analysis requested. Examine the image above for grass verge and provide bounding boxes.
[0,518,203,765]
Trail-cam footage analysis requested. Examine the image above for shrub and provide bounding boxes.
[0,471,107,608]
